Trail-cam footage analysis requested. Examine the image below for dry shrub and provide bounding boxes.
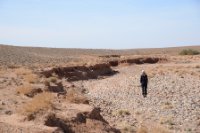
[179,49,200,55]
[162,102,173,109]
[118,109,130,116]
[14,68,39,83]
[14,68,38,83]
[147,70,156,78]
[151,125,170,133]
[16,84,33,95]
[122,126,136,132]
[7,64,20,69]
[137,124,170,133]
[137,125,148,133]
[23,73,39,83]
[66,89,89,104]
[15,68,32,75]
[48,76,57,83]
[44,79,50,86]
[157,69,165,75]
[160,116,175,126]
[21,92,54,115]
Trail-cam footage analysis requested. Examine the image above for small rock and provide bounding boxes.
[5,110,12,115]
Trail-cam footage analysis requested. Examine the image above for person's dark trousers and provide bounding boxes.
[142,84,147,97]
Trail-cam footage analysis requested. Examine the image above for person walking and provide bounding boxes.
[140,70,148,97]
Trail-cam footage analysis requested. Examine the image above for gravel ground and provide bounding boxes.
[75,64,200,133]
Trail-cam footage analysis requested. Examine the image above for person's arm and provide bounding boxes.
[146,75,148,84]
[140,75,142,84]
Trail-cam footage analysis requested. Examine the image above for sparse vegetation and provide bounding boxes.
[122,125,136,133]
[66,89,89,104]
[187,128,192,132]
[162,102,173,109]
[48,76,57,83]
[16,84,33,95]
[179,49,200,55]
[118,110,131,116]
[137,124,170,133]
[160,117,175,126]
[20,92,54,115]
[15,68,32,75]
[14,68,39,83]
[23,73,38,83]
[44,79,50,86]
[7,64,20,69]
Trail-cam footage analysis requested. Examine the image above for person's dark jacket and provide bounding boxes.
[140,74,148,86]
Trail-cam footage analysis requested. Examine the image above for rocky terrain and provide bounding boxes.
[0,44,200,133]
[76,63,200,132]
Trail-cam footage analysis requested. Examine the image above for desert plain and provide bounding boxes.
[0,44,200,133]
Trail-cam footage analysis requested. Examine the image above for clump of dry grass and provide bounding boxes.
[143,68,154,78]
[179,49,200,55]
[23,73,39,83]
[121,124,136,133]
[160,116,175,126]
[162,102,173,109]
[48,76,57,83]
[66,89,89,104]
[14,67,39,83]
[20,92,54,115]
[150,125,170,133]
[7,64,20,69]
[15,68,32,75]
[44,79,50,86]
[16,84,33,95]
[137,124,170,133]
[118,109,131,116]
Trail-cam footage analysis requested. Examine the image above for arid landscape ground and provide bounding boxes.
[0,44,200,133]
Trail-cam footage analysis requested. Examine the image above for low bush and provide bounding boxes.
[179,49,200,55]
[16,84,33,95]
[21,92,53,115]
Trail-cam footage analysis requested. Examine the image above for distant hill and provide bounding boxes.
[1,44,200,55]
[0,44,199,66]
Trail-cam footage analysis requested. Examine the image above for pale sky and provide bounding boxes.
[0,0,200,49]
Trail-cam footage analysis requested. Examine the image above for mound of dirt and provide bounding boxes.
[121,57,161,64]
[108,57,167,66]
[45,82,65,93]
[25,88,43,98]
[109,60,119,66]
[45,107,120,133]
[40,63,117,81]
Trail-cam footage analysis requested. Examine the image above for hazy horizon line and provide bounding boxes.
[1,43,199,50]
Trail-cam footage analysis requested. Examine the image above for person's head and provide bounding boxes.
[142,70,146,75]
